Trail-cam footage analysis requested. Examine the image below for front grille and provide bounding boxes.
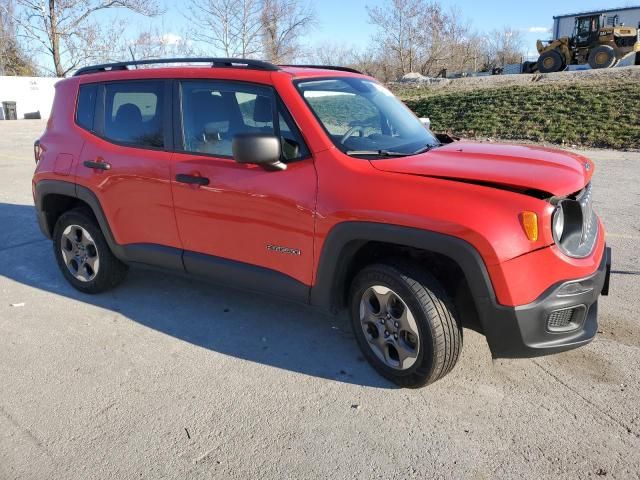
[547,305,586,332]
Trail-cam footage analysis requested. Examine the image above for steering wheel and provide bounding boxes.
[341,125,372,144]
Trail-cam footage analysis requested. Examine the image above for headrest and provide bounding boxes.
[190,91,229,123]
[253,95,273,123]
[115,103,142,124]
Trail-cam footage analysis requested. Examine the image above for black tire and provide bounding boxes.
[537,50,564,73]
[349,261,462,388]
[521,61,537,74]
[53,208,128,294]
[588,45,617,69]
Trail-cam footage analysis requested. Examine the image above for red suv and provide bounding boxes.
[32,58,611,387]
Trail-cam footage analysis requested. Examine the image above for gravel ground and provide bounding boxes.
[0,120,639,480]
[391,65,640,95]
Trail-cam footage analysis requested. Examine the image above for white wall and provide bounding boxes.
[0,76,59,120]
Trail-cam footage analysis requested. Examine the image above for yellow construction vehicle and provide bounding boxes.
[534,13,640,72]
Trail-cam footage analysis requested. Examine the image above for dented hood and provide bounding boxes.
[370,142,594,196]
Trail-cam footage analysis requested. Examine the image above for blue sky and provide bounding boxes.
[142,0,628,56]
[83,0,638,63]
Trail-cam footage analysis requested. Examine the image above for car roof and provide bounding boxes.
[69,58,365,83]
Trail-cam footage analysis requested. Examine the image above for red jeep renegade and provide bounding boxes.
[32,58,611,387]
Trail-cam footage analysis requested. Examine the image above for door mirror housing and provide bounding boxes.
[232,133,286,171]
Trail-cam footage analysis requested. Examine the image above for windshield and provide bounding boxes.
[295,77,439,157]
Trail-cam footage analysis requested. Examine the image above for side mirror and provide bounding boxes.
[419,117,431,129]
[232,133,286,171]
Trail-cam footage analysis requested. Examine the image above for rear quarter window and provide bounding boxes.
[76,84,98,131]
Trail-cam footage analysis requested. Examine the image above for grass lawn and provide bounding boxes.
[396,82,640,150]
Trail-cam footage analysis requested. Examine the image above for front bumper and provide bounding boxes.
[484,246,611,358]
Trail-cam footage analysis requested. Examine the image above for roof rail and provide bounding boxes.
[279,64,363,74]
[73,57,280,76]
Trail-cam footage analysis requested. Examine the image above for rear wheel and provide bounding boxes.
[349,262,462,388]
[588,45,617,69]
[537,50,564,73]
[53,208,128,293]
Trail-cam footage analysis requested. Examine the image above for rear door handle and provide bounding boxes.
[175,174,210,186]
[84,160,111,170]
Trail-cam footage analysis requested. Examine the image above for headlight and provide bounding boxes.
[552,206,565,241]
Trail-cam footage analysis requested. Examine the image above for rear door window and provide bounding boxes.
[103,81,165,148]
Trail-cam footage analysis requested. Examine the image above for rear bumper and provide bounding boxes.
[483,246,611,358]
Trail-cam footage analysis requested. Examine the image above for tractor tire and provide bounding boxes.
[521,61,537,74]
[588,45,617,69]
[537,50,564,73]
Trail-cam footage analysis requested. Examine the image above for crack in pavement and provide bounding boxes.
[0,403,53,458]
[0,238,47,253]
[532,359,639,439]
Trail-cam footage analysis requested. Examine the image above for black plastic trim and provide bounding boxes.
[121,244,184,271]
[74,58,280,76]
[311,221,496,311]
[183,251,308,303]
[34,180,77,238]
[280,64,363,74]
[497,247,610,357]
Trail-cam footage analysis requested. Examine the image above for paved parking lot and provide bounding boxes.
[1,120,639,479]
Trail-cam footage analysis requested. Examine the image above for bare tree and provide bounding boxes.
[0,0,36,75]
[482,26,525,69]
[367,0,434,76]
[309,41,356,66]
[187,0,263,58]
[414,5,482,76]
[260,0,315,63]
[126,28,196,61]
[9,0,160,77]
[367,1,483,79]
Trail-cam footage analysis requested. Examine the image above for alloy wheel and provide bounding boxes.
[359,285,421,370]
[60,225,100,282]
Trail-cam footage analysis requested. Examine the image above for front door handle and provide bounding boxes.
[176,173,210,186]
[84,160,111,171]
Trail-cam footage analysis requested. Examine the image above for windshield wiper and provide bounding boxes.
[346,149,408,157]
[410,144,440,155]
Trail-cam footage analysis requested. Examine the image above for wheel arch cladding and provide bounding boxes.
[310,222,497,321]
[34,180,124,259]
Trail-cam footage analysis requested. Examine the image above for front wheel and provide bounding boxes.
[349,262,462,388]
[53,208,128,294]
[537,50,564,73]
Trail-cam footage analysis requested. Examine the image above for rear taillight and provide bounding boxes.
[34,139,42,164]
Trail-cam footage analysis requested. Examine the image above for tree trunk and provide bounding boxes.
[48,0,63,77]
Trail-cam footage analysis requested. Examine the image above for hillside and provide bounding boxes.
[391,67,640,150]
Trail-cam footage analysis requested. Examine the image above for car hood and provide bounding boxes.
[369,142,594,197]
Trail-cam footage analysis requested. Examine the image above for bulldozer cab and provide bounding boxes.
[574,15,601,47]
